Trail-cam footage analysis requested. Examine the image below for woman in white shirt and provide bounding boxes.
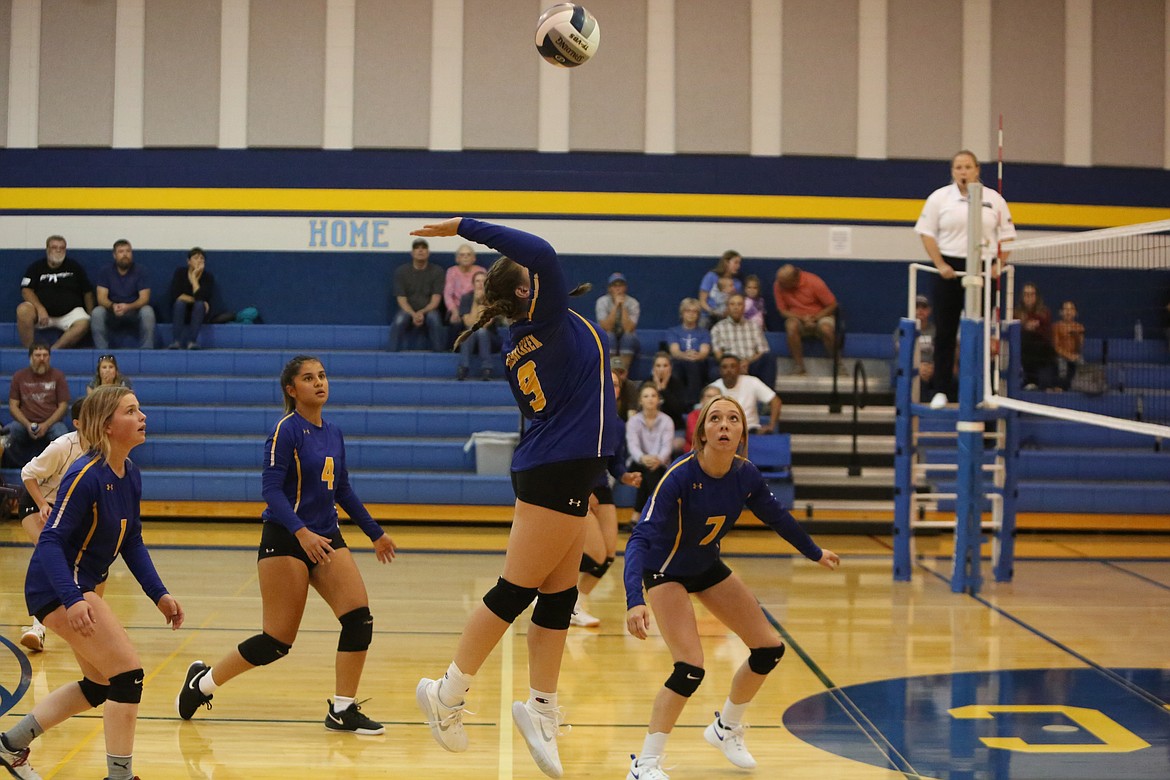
[914,150,1015,406]
[627,385,675,512]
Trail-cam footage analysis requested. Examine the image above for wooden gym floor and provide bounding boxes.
[2,521,1169,779]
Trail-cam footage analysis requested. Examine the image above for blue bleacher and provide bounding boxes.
[4,322,1167,518]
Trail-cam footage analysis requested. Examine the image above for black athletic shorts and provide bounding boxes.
[643,559,733,594]
[512,457,607,517]
[257,521,347,570]
[18,489,42,519]
[31,587,96,622]
[591,484,614,505]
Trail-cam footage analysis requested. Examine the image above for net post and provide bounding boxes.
[893,318,917,582]
[995,391,1019,583]
[952,317,985,594]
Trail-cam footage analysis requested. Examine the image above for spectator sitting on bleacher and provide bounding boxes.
[900,294,936,400]
[443,244,487,330]
[86,354,133,395]
[5,343,70,468]
[456,271,503,381]
[626,384,674,511]
[92,239,157,350]
[1051,299,1085,392]
[743,274,767,331]
[611,355,641,420]
[17,234,94,350]
[698,250,744,325]
[596,272,641,362]
[684,384,724,452]
[1019,283,1058,390]
[648,351,689,453]
[711,293,775,390]
[708,353,780,434]
[667,297,712,406]
[167,247,217,350]
[773,263,838,376]
[390,238,446,352]
[709,274,739,327]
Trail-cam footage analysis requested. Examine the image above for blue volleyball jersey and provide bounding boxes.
[458,219,619,471]
[25,454,168,615]
[623,454,823,609]
[261,411,384,541]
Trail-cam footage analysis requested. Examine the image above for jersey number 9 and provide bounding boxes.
[516,360,547,412]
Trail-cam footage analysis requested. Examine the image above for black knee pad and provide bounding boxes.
[579,554,612,579]
[337,606,373,652]
[238,632,292,667]
[748,644,786,675]
[107,668,144,704]
[531,586,577,630]
[482,577,540,624]
[664,662,705,697]
[78,677,109,708]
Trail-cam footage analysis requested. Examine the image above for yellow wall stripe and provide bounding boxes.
[2,187,1167,228]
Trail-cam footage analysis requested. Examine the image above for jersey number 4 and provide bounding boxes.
[321,456,335,490]
[516,360,547,412]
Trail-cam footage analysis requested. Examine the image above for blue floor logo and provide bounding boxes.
[0,634,32,718]
[783,668,1170,779]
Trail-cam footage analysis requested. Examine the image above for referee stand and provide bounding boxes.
[893,183,1019,594]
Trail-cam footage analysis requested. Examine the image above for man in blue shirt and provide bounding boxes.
[91,239,156,349]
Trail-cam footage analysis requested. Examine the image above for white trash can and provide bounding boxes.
[464,431,520,475]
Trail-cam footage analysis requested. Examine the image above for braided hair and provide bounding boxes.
[453,256,591,350]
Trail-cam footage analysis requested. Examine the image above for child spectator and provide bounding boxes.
[743,274,766,330]
[666,298,712,406]
[706,275,737,325]
[1051,300,1085,391]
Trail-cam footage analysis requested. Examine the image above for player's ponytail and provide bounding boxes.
[453,301,509,351]
[568,282,592,297]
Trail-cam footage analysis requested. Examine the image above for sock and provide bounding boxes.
[2,714,43,751]
[32,617,43,630]
[332,695,355,712]
[438,661,472,708]
[198,668,219,696]
[106,753,134,780]
[640,731,669,760]
[720,699,748,728]
[529,688,557,714]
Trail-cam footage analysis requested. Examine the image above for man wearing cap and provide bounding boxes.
[596,272,641,364]
[611,354,641,420]
[390,238,446,352]
[913,294,937,400]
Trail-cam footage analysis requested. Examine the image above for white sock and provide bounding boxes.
[529,688,557,713]
[438,661,472,707]
[198,669,219,696]
[332,695,355,712]
[32,617,43,630]
[640,731,669,760]
[720,699,748,728]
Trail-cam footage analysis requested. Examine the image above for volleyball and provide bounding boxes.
[535,4,600,68]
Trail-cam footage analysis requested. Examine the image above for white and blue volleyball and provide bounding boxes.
[535,4,600,68]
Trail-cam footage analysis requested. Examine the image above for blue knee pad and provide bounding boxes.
[337,607,373,652]
[531,586,577,630]
[748,644,786,675]
[107,668,144,704]
[238,632,292,666]
[664,662,705,697]
[482,577,539,624]
[78,677,109,708]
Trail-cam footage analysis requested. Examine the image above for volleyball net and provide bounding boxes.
[985,219,1170,439]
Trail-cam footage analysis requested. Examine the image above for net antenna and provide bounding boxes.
[984,219,1170,440]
